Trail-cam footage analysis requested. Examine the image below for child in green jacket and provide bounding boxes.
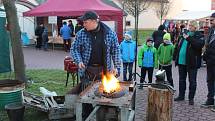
[157,33,175,86]
[138,38,158,86]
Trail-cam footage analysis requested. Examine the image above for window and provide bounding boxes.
[126,21,131,26]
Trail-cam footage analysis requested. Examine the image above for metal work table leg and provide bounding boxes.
[121,107,129,121]
[76,102,82,121]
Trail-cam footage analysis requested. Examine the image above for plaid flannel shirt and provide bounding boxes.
[70,22,121,72]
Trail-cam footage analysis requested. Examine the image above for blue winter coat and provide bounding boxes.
[120,40,136,63]
[60,25,71,40]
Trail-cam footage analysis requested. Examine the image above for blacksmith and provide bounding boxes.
[70,11,121,92]
[70,11,121,119]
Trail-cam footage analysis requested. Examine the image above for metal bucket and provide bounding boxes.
[5,102,25,121]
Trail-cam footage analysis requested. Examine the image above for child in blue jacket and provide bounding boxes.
[120,32,136,81]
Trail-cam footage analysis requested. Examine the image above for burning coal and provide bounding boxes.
[102,73,121,94]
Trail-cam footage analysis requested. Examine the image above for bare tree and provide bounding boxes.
[3,0,26,82]
[155,0,171,24]
[121,0,152,17]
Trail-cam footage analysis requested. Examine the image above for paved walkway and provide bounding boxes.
[23,47,215,121]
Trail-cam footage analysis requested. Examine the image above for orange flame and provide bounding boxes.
[102,73,120,93]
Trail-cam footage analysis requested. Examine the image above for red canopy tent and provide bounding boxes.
[23,0,123,40]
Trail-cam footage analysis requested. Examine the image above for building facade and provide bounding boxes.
[212,0,215,10]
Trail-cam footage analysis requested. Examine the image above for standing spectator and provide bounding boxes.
[202,13,215,108]
[68,20,75,37]
[35,23,44,49]
[60,21,71,52]
[157,33,175,87]
[172,23,181,44]
[203,20,210,39]
[75,19,83,34]
[152,25,166,49]
[120,31,136,81]
[42,27,49,51]
[174,21,204,105]
[138,38,158,88]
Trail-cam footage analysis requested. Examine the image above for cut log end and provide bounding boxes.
[147,86,173,121]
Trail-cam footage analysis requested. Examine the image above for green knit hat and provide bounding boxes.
[163,33,171,41]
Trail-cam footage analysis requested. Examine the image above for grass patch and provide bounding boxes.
[137,30,154,46]
[130,30,154,46]
[0,108,48,121]
[0,69,75,95]
[0,69,76,121]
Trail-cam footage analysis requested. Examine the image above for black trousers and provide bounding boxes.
[159,65,174,87]
[207,64,215,101]
[36,37,42,48]
[63,39,71,52]
[140,67,154,83]
[178,65,198,100]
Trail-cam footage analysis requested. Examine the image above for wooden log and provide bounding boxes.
[147,85,173,121]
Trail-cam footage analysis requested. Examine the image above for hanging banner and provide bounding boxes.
[0,14,11,73]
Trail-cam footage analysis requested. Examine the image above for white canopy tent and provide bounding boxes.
[171,10,215,20]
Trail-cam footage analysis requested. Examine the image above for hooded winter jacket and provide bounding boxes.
[158,43,175,66]
[120,39,136,63]
[138,44,158,68]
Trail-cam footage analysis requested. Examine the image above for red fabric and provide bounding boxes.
[23,0,123,40]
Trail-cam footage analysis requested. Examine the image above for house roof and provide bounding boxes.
[171,10,215,20]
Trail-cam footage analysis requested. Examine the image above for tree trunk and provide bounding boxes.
[3,0,26,82]
[147,86,173,121]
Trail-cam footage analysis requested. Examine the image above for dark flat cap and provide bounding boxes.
[79,11,99,21]
[211,12,215,18]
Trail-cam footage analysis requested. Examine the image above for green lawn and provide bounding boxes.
[133,30,154,46]
[0,69,76,121]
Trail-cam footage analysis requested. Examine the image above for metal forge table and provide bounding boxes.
[76,81,136,121]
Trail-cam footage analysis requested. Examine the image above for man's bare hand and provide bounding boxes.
[78,62,85,69]
[110,68,120,77]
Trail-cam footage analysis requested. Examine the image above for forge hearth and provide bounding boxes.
[94,84,126,98]
[76,81,135,121]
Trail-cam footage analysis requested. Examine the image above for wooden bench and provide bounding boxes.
[48,36,64,50]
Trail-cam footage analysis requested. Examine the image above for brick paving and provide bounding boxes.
[23,47,215,121]
[135,67,215,121]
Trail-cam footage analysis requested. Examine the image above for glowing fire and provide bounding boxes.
[102,73,121,93]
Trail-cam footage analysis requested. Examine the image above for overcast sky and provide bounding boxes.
[183,0,211,11]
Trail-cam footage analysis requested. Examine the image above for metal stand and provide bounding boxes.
[65,72,79,87]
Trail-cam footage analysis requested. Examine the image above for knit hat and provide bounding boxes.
[146,38,153,42]
[163,33,171,41]
[189,21,198,28]
[124,31,132,39]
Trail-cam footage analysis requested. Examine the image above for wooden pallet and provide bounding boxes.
[23,92,74,120]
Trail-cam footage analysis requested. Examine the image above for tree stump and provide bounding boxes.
[147,85,173,121]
